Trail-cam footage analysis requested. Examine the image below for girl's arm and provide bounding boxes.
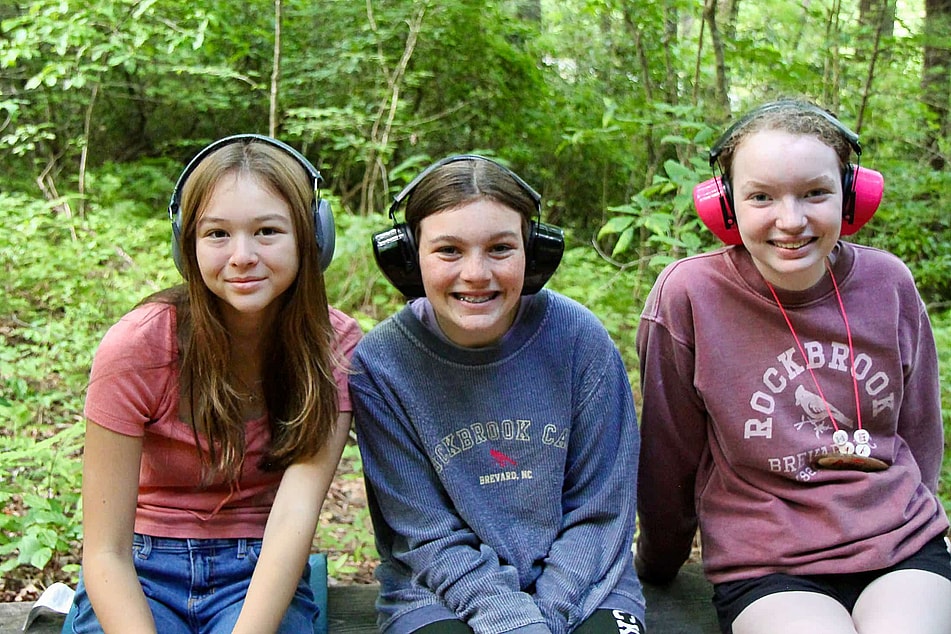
[634,311,706,585]
[231,412,351,634]
[81,421,156,634]
[896,299,944,491]
[531,347,643,631]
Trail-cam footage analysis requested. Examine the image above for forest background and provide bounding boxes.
[2,0,950,601]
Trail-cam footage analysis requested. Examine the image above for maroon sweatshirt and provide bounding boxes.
[635,241,949,585]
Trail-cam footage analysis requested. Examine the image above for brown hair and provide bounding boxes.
[151,138,338,483]
[716,100,855,180]
[403,157,537,245]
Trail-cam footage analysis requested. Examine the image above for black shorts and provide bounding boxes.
[711,534,951,633]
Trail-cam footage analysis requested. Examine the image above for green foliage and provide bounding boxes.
[857,167,951,306]
[314,445,376,580]
[0,426,84,574]
[595,107,719,273]
[323,211,410,331]
[932,311,951,515]
[546,240,647,386]
[0,181,176,580]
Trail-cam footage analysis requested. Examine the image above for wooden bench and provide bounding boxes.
[0,562,717,633]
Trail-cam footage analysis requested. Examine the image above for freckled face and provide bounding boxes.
[732,130,844,291]
[417,200,526,348]
[195,174,299,329]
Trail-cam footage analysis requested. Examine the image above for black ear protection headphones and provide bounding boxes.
[168,134,335,276]
[371,154,565,298]
[693,100,884,245]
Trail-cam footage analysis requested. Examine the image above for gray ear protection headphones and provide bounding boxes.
[371,154,565,298]
[167,134,335,275]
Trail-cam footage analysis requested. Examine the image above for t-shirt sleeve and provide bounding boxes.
[83,303,179,438]
[329,306,363,413]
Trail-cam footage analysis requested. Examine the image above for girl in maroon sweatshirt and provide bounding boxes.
[635,99,951,634]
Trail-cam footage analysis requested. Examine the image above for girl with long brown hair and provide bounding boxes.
[71,136,361,634]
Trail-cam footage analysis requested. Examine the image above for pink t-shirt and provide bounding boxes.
[83,301,363,538]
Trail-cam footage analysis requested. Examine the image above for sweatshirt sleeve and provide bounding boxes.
[634,276,707,585]
[350,352,550,634]
[895,294,944,492]
[531,344,644,631]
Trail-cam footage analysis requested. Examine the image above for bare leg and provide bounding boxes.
[852,570,951,634]
[732,591,858,634]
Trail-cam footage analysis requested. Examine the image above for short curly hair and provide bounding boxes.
[714,99,856,180]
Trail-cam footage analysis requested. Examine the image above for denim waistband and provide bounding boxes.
[133,533,263,555]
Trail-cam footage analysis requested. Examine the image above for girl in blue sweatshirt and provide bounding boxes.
[350,155,647,634]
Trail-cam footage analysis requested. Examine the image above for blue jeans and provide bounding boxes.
[70,534,318,633]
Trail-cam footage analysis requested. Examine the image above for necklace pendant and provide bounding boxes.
[817,427,888,470]
[815,453,890,471]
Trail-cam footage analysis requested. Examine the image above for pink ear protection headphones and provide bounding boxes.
[692,100,885,245]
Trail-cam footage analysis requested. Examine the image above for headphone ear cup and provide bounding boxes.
[841,163,856,220]
[841,166,883,236]
[693,176,742,245]
[372,223,425,297]
[523,221,565,295]
[314,198,336,271]
[170,214,184,275]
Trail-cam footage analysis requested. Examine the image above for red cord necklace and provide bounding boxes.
[765,260,888,471]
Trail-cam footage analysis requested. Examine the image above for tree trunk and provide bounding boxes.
[922,0,951,170]
[721,0,740,41]
[821,0,843,110]
[361,3,426,216]
[269,0,283,137]
[663,6,679,105]
[860,0,895,37]
[856,0,894,133]
[703,0,730,117]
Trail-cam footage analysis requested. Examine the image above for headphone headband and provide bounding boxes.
[387,153,542,221]
[708,100,862,166]
[168,134,335,274]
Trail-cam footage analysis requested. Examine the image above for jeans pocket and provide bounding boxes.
[132,534,153,561]
[246,540,264,564]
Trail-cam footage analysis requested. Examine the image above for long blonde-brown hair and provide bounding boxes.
[152,138,338,483]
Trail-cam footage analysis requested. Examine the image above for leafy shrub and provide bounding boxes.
[0,187,176,585]
[931,311,951,515]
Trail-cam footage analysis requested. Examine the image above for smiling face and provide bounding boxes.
[195,172,299,329]
[417,200,526,348]
[732,130,844,291]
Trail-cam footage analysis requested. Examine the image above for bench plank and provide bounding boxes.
[643,563,718,633]
[0,562,718,633]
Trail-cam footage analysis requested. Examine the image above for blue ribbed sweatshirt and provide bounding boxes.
[350,290,646,634]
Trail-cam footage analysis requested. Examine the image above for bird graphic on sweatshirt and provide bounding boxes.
[490,449,517,468]
[794,384,854,438]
